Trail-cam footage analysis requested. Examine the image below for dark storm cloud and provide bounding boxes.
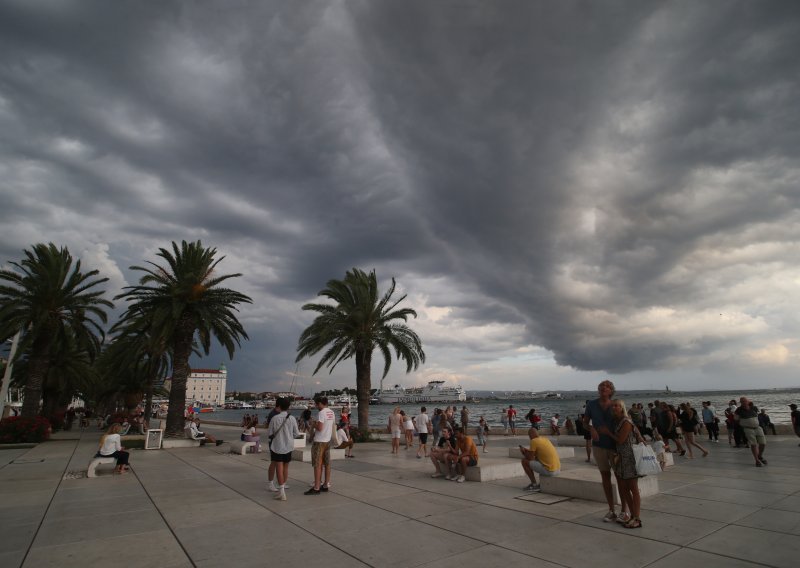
[1,1,799,389]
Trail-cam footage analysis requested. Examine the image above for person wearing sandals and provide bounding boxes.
[97,423,130,474]
[599,400,643,529]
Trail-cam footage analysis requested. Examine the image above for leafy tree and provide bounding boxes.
[115,241,252,437]
[0,243,112,417]
[296,268,425,433]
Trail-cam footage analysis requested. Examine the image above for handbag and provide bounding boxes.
[330,422,341,447]
[633,443,661,476]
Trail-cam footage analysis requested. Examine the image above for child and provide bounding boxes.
[477,416,488,453]
[652,433,667,471]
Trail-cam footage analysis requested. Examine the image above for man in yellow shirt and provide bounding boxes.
[446,427,479,483]
[519,428,560,492]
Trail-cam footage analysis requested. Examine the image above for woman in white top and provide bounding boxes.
[401,410,414,450]
[96,424,130,473]
[266,398,301,501]
[241,418,261,453]
[387,407,403,454]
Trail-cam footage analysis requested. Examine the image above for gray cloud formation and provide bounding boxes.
[1,1,799,391]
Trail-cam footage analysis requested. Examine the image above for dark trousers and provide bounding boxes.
[99,450,129,466]
[733,423,746,446]
[704,421,719,441]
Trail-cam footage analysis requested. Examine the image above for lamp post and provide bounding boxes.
[1,331,21,418]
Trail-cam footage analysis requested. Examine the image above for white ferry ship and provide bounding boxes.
[378,380,467,404]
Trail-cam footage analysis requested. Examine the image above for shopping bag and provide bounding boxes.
[633,443,661,476]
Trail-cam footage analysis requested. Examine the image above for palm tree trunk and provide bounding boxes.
[355,348,372,434]
[21,336,51,417]
[165,323,194,438]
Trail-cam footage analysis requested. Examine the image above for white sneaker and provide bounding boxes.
[273,492,287,501]
[483,448,488,453]
[456,475,465,483]
[431,472,443,478]
[445,474,454,480]
[268,482,278,492]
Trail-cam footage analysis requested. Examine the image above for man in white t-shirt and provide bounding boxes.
[549,414,561,436]
[414,407,433,459]
[305,396,336,495]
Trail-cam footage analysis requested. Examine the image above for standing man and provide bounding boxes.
[305,396,336,495]
[735,396,767,467]
[701,401,719,442]
[583,379,619,522]
[507,405,517,436]
[790,403,800,446]
[414,406,432,459]
[519,428,561,492]
[460,406,469,431]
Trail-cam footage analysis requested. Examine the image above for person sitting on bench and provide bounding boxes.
[97,424,131,474]
[519,427,561,492]
[189,418,223,446]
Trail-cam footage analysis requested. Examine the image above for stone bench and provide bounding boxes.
[463,459,524,482]
[229,440,258,455]
[291,447,346,462]
[162,438,202,449]
[293,436,306,448]
[539,467,659,504]
[507,446,575,459]
[87,456,116,478]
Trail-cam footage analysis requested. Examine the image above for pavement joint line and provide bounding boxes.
[165,448,375,568]
[18,437,81,568]
[128,465,198,568]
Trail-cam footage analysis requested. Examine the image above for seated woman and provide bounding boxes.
[242,418,261,453]
[97,424,130,474]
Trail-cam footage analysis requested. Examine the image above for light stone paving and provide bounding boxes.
[0,426,798,568]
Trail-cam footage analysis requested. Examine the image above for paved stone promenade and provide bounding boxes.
[1,425,799,568]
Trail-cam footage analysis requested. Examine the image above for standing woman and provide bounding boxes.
[266,398,300,501]
[600,400,642,529]
[401,410,414,450]
[388,407,403,454]
[679,403,708,458]
[97,424,130,474]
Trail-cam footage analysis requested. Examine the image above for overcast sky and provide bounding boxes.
[2,1,799,394]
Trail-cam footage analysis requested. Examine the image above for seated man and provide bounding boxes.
[188,418,223,446]
[446,427,479,483]
[519,428,561,492]
[430,427,457,478]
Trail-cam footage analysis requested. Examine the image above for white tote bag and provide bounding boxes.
[633,443,661,476]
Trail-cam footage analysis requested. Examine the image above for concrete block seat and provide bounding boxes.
[293,436,306,448]
[163,438,202,449]
[507,446,575,459]
[464,458,525,482]
[229,440,257,455]
[87,456,116,478]
[291,447,346,462]
[540,466,659,504]
[547,435,589,447]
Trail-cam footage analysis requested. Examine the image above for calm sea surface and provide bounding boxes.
[201,388,799,428]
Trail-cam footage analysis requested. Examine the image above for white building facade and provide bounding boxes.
[185,364,227,406]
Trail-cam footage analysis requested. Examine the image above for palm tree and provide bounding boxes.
[0,243,112,417]
[296,268,425,434]
[115,241,252,437]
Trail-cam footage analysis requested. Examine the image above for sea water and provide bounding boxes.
[200,388,799,428]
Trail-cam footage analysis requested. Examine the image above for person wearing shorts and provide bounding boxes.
[447,427,479,483]
[388,407,403,454]
[735,397,767,467]
[583,380,621,522]
[266,397,300,501]
[305,396,335,495]
[519,428,561,491]
[414,407,432,458]
[507,405,517,435]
